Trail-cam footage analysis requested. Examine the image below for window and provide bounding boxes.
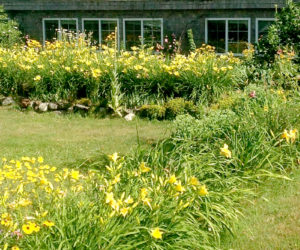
[256,18,275,42]
[82,19,119,46]
[43,18,78,44]
[206,18,250,54]
[123,19,163,50]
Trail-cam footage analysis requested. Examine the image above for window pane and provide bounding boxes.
[125,21,141,50]
[228,20,248,54]
[84,20,99,45]
[207,20,226,53]
[101,20,118,45]
[45,20,59,42]
[61,20,77,33]
[143,20,162,47]
[258,20,274,39]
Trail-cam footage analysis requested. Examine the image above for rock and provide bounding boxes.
[74,104,89,111]
[124,113,135,121]
[2,97,15,106]
[19,98,31,108]
[48,103,58,111]
[38,103,48,112]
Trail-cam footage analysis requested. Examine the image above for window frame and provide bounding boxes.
[205,18,251,55]
[43,18,79,45]
[82,18,120,48]
[123,18,164,49]
[255,18,276,42]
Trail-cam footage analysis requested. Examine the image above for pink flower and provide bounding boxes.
[249,90,256,98]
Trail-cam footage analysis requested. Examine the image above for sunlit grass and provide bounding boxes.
[221,170,300,249]
[0,107,171,167]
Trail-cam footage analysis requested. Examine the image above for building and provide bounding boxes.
[0,0,298,54]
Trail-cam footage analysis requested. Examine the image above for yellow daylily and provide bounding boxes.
[220,144,232,158]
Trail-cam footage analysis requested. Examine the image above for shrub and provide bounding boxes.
[139,104,166,120]
[255,0,300,62]
[187,29,196,52]
[0,6,22,48]
[165,98,186,119]
[165,98,202,120]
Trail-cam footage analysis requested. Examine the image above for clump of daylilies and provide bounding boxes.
[0,153,210,248]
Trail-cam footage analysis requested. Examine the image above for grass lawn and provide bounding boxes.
[0,107,171,167]
[222,169,300,249]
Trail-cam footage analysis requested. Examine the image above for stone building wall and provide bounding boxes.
[1,0,298,49]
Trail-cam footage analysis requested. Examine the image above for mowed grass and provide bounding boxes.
[0,107,171,167]
[222,169,300,250]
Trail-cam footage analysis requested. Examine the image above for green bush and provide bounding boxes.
[0,6,22,48]
[187,29,196,52]
[165,98,201,119]
[139,104,166,120]
[255,0,300,62]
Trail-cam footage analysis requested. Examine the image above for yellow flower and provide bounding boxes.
[105,192,114,204]
[151,227,163,239]
[70,170,80,180]
[1,213,13,227]
[282,129,290,142]
[175,181,185,192]
[34,75,41,81]
[174,71,180,77]
[140,162,151,173]
[120,207,129,217]
[282,129,298,143]
[108,153,119,163]
[199,185,208,196]
[11,246,20,250]
[22,223,34,234]
[189,176,200,186]
[124,196,134,204]
[289,129,298,143]
[220,144,232,158]
[43,220,55,227]
[38,156,44,163]
[140,188,148,199]
[168,175,177,184]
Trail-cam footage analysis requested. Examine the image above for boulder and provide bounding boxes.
[48,103,58,111]
[124,113,135,121]
[38,103,48,112]
[74,104,89,111]
[19,98,31,108]
[2,97,15,106]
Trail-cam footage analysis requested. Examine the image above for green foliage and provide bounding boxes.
[0,37,241,105]
[76,98,92,107]
[256,0,300,62]
[187,29,196,52]
[165,98,201,120]
[139,104,166,120]
[0,6,22,48]
[108,68,124,117]
[0,85,299,249]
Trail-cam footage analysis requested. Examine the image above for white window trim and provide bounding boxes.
[255,18,276,42]
[82,18,120,49]
[123,18,164,49]
[205,18,251,55]
[43,18,79,45]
